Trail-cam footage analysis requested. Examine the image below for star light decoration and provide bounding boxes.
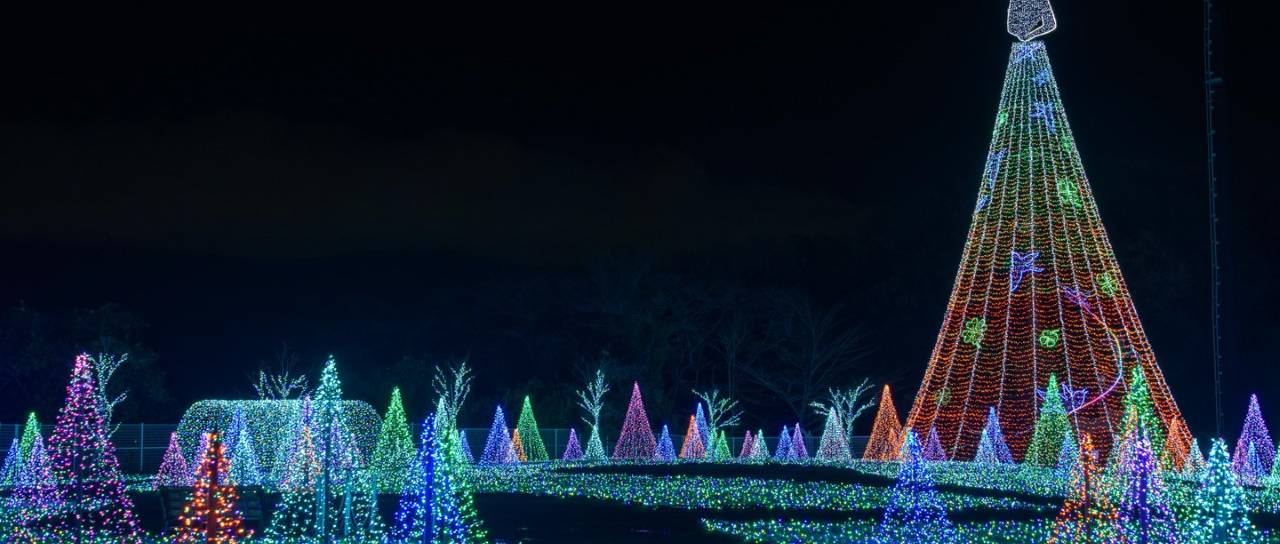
[1007,0,1057,42]
[1009,250,1044,293]
[1038,381,1089,414]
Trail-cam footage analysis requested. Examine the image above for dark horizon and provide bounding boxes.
[1,2,1275,438]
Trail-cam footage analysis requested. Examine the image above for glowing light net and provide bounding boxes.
[906,40,1191,465]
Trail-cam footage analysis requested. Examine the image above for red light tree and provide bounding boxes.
[905,37,1191,462]
[173,433,251,543]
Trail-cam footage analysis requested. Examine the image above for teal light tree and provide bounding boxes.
[1184,439,1261,543]
[905,0,1192,464]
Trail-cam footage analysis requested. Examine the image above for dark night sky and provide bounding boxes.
[0,2,1276,432]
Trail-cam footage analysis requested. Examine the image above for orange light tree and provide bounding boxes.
[174,432,251,543]
[905,36,1191,463]
[863,385,903,461]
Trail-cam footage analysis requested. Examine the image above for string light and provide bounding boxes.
[739,430,755,459]
[906,39,1192,465]
[1049,433,1122,543]
[227,420,261,487]
[511,428,528,463]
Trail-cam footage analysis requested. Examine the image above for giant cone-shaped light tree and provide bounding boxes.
[906,1,1190,463]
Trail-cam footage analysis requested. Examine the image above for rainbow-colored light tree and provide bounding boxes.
[16,354,142,543]
[905,8,1192,463]
[613,382,657,460]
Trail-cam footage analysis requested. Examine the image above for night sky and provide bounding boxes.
[0,2,1275,434]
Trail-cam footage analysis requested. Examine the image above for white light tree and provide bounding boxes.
[693,388,742,447]
[253,343,309,399]
[809,379,877,446]
[433,361,475,429]
[576,368,610,461]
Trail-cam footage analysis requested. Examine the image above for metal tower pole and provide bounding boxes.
[1203,0,1224,437]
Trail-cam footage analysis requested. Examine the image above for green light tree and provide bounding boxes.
[1117,366,1167,470]
[371,387,416,492]
[515,396,549,462]
[1024,374,1068,466]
